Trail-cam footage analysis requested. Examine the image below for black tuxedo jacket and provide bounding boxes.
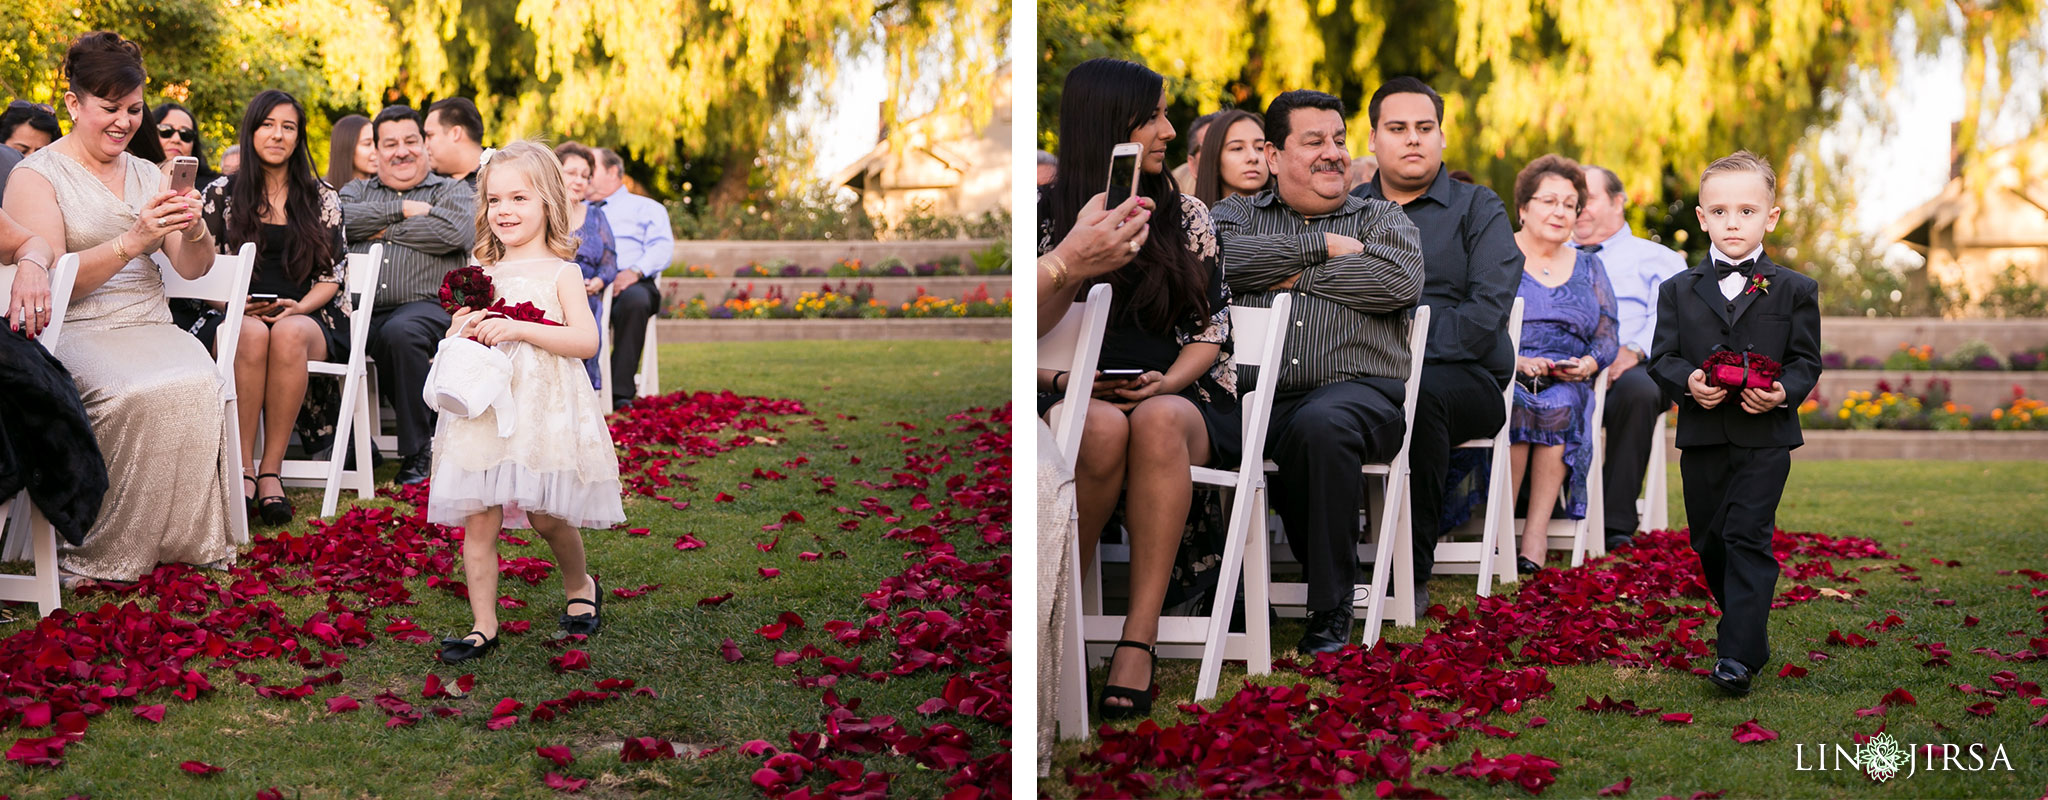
[1648,251,1822,449]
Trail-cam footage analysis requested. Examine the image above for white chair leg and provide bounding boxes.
[636,317,660,397]
[1244,492,1272,678]
[1056,519,1090,739]
[1196,486,1255,701]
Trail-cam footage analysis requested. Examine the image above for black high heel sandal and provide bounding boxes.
[1097,639,1157,721]
[1517,555,1544,575]
[560,575,603,636]
[255,472,293,526]
[438,630,499,663]
[242,474,259,515]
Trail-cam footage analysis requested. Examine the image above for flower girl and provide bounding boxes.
[428,140,625,664]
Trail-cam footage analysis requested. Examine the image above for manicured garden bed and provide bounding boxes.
[660,276,994,307]
[654,317,1010,342]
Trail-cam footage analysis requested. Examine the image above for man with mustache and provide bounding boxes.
[1212,89,1425,653]
[338,104,477,486]
[1350,77,1522,612]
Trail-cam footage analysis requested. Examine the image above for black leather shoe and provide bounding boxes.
[438,630,499,664]
[1605,532,1634,552]
[1297,606,1354,655]
[396,451,432,486]
[1413,582,1431,620]
[1517,556,1544,575]
[560,575,603,636]
[1708,657,1753,696]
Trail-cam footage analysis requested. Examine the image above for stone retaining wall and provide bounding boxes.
[1821,317,2047,359]
[658,276,1002,307]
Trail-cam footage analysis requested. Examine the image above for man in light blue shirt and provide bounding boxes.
[1574,164,1686,550]
[590,147,675,409]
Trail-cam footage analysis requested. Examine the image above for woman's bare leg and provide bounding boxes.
[1103,394,1209,705]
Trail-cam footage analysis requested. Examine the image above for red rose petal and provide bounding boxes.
[759,567,781,579]
[1659,712,1692,725]
[720,638,744,662]
[178,760,224,775]
[550,650,591,673]
[698,592,735,606]
[133,705,166,723]
[1731,719,1778,743]
[326,696,361,714]
[1598,777,1633,797]
[543,772,589,792]
[536,745,574,767]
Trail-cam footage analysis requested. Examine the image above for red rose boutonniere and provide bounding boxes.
[1746,274,1771,295]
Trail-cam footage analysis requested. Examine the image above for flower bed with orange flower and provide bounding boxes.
[1798,377,2048,431]
[673,282,1010,320]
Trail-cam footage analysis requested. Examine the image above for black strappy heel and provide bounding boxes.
[1097,639,1158,721]
[255,472,293,526]
[438,630,499,663]
[560,575,603,636]
[242,473,259,515]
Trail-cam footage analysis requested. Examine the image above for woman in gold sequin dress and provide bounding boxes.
[1,31,239,581]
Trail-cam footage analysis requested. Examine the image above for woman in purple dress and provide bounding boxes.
[1507,155,1617,571]
[554,142,618,389]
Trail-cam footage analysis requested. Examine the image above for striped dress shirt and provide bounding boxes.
[1212,190,1425,395]
[337,173,477,309]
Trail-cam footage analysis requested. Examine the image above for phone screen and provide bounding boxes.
[1106,150,1139,206]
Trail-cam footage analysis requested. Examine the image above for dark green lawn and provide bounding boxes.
[1048,460,2048,799]
[2,339,1010,799]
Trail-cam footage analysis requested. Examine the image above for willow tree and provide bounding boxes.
[0,0,396,160]
[394,0,1007,211]
[1040,0,2043,204]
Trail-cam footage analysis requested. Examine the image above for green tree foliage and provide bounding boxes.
[3,0,1006,220]
[1040,0,2044,262]
[0,0,396,163]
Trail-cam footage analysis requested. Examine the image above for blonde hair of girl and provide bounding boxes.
[471,139,581,264]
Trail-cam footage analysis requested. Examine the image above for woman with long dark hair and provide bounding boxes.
[1035,57,1237,721]
[194,88,348,525]
[324,114,375,188]
[1190,109,1269,206]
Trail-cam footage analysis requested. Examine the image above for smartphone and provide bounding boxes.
[1100,369,1145,378]
[1105,143,1142,206]
[249,293,279,303]
[169,156,199,194]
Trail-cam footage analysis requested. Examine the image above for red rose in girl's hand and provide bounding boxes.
[439,266,494,314]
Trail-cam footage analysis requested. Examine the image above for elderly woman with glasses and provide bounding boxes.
[152,101,220,187]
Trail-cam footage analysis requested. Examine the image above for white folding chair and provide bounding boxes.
[599,281,663,400]
[1034,283,1111,738]
[0,253,80,616]
[159,243,256,546]
[1257,305,1432,641]
[1430,297,1525,594]
[273,245,382,517]
[1638,411,1670,532]
[1132,293,1291,700]
[1073,295,1295,702]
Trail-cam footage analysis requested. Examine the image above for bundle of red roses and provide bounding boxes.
[1702,346,1782,390]
[439,265,494,314]
[438,266,565,339]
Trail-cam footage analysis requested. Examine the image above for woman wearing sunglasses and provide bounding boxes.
[152,101,219,188]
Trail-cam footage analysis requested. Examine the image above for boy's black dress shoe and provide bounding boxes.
[396,451,432,486]
[1605,532,1633,552]
[1297,606,1354,654]
[1708,657,1753,695]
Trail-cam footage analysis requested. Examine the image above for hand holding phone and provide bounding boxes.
[1105,143,1142,208]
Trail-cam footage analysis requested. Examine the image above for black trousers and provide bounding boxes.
[609,280,661,403]
[1407,362,1509,578]
[1601,367,1665,536]
[1680,443,1788,671]
[1265,378,1406,612]
[366,300,451,457]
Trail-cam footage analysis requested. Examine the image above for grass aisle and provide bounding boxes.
[2,339,1009,799]
[1048,461,2048,798]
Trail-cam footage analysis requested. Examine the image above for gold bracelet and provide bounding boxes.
[185,224,208,242]
[111,235,132,264]
[1040,254,1070,291]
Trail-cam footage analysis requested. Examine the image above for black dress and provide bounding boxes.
[171,175,351,453]
[1037,192,1241,465]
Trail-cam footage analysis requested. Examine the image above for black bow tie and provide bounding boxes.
[1713,259,1754,280]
